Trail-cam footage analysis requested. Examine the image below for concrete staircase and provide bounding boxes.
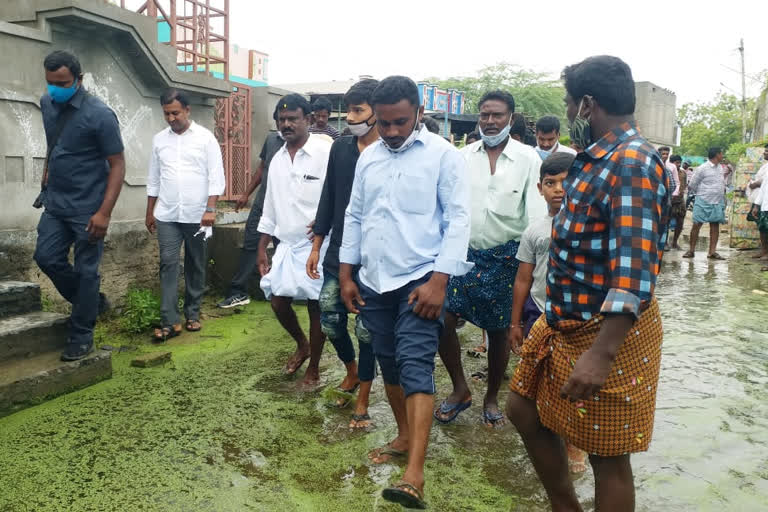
[0,281,112,417]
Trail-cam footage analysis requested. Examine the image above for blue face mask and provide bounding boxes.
[47,79,79,104]
[536,147,552,160]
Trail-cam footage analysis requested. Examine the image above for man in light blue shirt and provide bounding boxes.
[339,76,472,510]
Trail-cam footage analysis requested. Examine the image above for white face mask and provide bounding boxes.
[347,115,375,137]
[479,114,513,147]
[382,114,421,153]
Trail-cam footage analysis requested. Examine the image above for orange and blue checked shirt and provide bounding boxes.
[545,121,670,326]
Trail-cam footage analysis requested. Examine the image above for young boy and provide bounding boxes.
[306,78,380,428]
[509,152,573,352]
[509,151,587,473]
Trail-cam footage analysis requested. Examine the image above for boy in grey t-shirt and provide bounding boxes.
[510,152,574,354]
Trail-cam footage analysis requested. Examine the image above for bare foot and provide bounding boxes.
[298,366,321,390]
[368,437,408,464]
[283,345,310,375]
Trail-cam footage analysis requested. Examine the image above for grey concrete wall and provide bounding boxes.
[635,82,677,146]
[0,0,232,303]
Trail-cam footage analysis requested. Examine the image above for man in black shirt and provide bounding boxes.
[218,108,284,308]
[308,97,341,140]
[35,51,125,361]
[306,79,379,428]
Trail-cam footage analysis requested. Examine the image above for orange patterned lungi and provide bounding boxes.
[510,298,663,456]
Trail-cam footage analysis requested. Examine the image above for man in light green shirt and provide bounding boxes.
[434,90,546,427]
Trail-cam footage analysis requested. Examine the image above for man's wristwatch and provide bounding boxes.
[205,207,217,213]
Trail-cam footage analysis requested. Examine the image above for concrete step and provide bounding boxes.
[0,349,112,417]
[0,311,69,364]
[0,281,41,319]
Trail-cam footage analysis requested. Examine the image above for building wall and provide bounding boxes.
[0,5,227,302]
[634,82,677,146]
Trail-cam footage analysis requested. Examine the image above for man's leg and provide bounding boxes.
[181,223,207,325]
[319,275,358,391]
[709,223,720,256]
[67,215,104,351]
[270,295,310,374]
[684,222,702,257]
[506,393,582,512]
[672,215,685,248]
[761,231,768,259]
[435,312,472,421]
[590,454,635,512]
[33,211,77,303]
[484,328,510,427]
[352,315,375,426]
[156,221,184,328]
[301,299,326,386]
[390,277,442,497]
[222,209,262,303]
[357,283,408,458]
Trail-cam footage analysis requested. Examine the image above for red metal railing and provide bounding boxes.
[119,0,229,80]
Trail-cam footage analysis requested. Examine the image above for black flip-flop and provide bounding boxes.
[382,481,427,509]
[350,413,372,429]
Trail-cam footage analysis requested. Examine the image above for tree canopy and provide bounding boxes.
[425,62,566,123]
[677,92,753,158]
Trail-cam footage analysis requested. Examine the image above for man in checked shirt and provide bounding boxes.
[505,56,670,511]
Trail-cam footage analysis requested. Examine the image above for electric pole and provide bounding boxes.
[739,38,747,142]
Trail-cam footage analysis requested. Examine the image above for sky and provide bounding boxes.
[229,0,768,107]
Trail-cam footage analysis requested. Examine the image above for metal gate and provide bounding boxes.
[214,86,251,200]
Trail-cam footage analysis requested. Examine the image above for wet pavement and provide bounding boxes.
[0,245,767,511]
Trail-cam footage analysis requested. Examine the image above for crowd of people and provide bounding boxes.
[38,46,765,510]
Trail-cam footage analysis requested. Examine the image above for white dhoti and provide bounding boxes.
[260,237,330,300]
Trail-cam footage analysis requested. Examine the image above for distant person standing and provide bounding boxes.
[659,146,679,206]
[217,108,284,309]
[309,97,340,140]
[34,50,125,361]
[668,155,687,249]
[684,147,726,260]
[534,115,577,160]
[146,89,225,340]
[747,144,768,260]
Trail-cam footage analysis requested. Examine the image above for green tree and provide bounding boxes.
[425,62,566,122]
[677,92,754,157]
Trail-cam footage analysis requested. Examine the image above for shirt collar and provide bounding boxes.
[167,120,197,135]
[68,86,86,109]
[471,135,518,160]
[584,121,638,160]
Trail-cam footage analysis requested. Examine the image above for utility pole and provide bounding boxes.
[739,38,747,142]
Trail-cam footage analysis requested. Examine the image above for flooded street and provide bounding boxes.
[1,250,767,511]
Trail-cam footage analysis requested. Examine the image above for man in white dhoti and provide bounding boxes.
[257,94,332,387]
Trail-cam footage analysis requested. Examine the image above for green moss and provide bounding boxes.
[0,301,531,511]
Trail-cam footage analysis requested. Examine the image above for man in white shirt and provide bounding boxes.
[257,94,332,387]
[748,144,768,260]
[434,91,547,428]
[145,89,225,340]
[534,115,577,161]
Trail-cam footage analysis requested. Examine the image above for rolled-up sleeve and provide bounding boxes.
[146,139,160,197]
[339,161,364,265]
[434,149,474,276]
[206,135,225,196]
[600,161,665,318]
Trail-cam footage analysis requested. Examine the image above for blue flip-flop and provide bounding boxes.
[433,399,472,424]
[483,408,507,428]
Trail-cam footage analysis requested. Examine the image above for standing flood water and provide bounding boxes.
[0,253,766,511]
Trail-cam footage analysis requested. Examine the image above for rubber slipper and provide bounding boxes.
[433,398,472,424]
[483,408,507,428]
[707,253,725,260]
[382,480,427,509]
[349,413,372,429]
[369,444,407,464]
[152,325,181,342]
[682,251,695,258]
[185,319,202,332]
